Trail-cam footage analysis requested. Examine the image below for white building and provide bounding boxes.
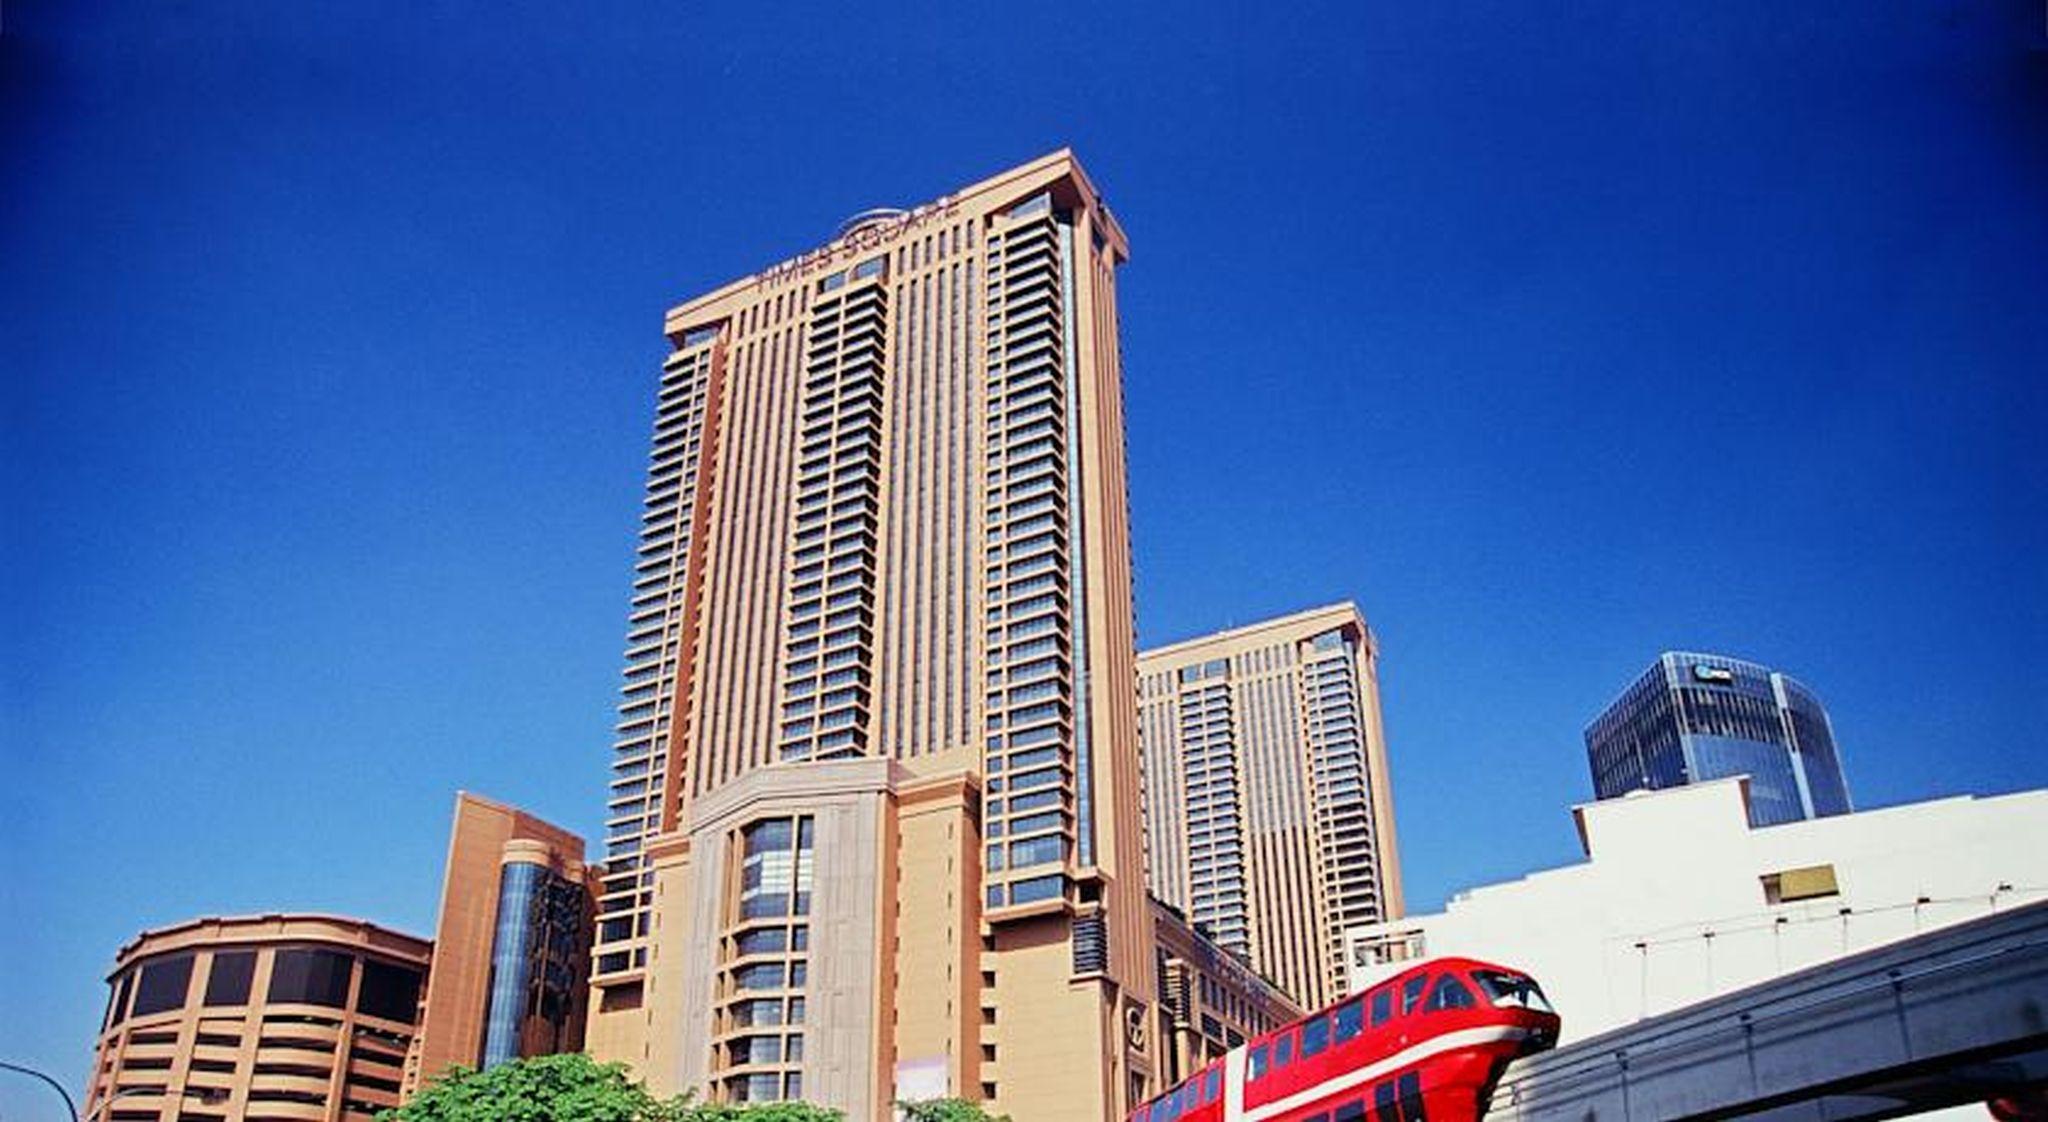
[1346,777,2048,1044]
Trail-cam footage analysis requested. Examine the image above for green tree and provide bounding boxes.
[380,1053,694,1122]
[682,1103,843,1122]
[381,1053,856,1122]
[898,1099,1012,1122]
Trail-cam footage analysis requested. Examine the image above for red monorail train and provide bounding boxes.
[1129,957,1560,1122]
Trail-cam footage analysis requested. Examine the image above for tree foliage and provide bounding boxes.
[381,1053,853,1122]
[385,1054,1033,1122]
[381,1054,694,1122]
[898,1099,1012,1122]
[682,1103,843,1122]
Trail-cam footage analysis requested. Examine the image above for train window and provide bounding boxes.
[1305,1114,1329,1122]
[1205,1070,1220,1102]
[1336,1100,1368,1122]
[1302,1014,1331,1057]
[1400,974,1429,1016]
[1370,987,1393,1026]
[1398,1071,1426,1122]
[1375,1081,1400,1122]
[1427,975,1477,1012]
[1334,999,1364,1044]
[1249,1043,1270,1080]
[1274,1032,1294,1068]
[1472,970,1556,1013]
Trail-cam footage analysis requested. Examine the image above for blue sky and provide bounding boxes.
[5,1,2046,1111]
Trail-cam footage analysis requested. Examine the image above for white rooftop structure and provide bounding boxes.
[1346,777,2048,1044]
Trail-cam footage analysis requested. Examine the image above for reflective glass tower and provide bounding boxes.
[1584,652,1851,827]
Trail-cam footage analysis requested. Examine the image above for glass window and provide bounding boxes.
[356,959,422,1022]
[1369,987,1392,1026]
[1333,999,1364,1044]
[1008,875,1063,905]
[1400,974,1428,1016]
[1376,1082,1400,1122]
[1471,970,1552,1012]
[1426,975,1476,1012]
[1336,1102,1367,1122]
[735,928,789,957]
[131,955,194,1017]
[734,963,786,991]
[268,949,354,1008]
[1274,1032,1294,1067]
[1205,1070,1220,1102]
[1301,1015,1330,1057]
[203,951,255,1007]
[1248,1044,1269,1081]
[106,971,134,1028]
[1398,1072,1425,1122]
[1008,835,1063,868]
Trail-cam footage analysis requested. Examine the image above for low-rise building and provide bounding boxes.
[1346,778,2048,1043]
[86,913,432,1122]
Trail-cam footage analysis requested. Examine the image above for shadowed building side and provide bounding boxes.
[405,792,596,1095]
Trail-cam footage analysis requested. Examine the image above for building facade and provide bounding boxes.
[406,792,595,1094]
[1345,778,2048,1045]
[1149,899,1303,1090]
[587,151,1168,1119]
[1584,651,1851,827]
[86,914,431,1122]
[1137,603,1403,1010]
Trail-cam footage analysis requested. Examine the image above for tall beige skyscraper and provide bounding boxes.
[1138,603,1405,1010]
[581,151,1291,1121]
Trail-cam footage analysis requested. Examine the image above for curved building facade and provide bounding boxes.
[405,792,594,1093]
[1584,651,1851,827]
[86,914,431,1122]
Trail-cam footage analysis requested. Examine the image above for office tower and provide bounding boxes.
[1137,602,1405,1011]
[1584,651,1851,827]
[585,151,1192,1119]
[86,914,430,1122]
[406,793,596,1093]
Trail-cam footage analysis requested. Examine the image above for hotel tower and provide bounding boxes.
[1138,603,1405,1010]
[582,152,1289,1120]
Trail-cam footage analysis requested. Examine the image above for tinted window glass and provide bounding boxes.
[357,959,422,1022]
[1399,1072,1425,1122]
[1334,999,1364,1043]
[1205,1070,1220,1101]
[1275,1033,1294,1067]
[1427,975,1477,1012]
[1249,1044,1269,1080]
[203,951,256,1006]
[106,971,134,1028]
[1400,975,1429,1016]
[1336,1101,1367,1122]
[1301,1015,1330,1057]
[131,955,194,1017]
[1370,988,1392,1026]
[1375,1082,1399,1122]
[268,948,355,1008]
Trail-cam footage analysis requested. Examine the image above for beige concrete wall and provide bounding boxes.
[87,914,431,1122]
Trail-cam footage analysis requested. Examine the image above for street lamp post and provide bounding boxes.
[0,1059,81,1122]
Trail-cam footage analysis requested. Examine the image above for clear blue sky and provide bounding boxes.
[5,2,2045,1112]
